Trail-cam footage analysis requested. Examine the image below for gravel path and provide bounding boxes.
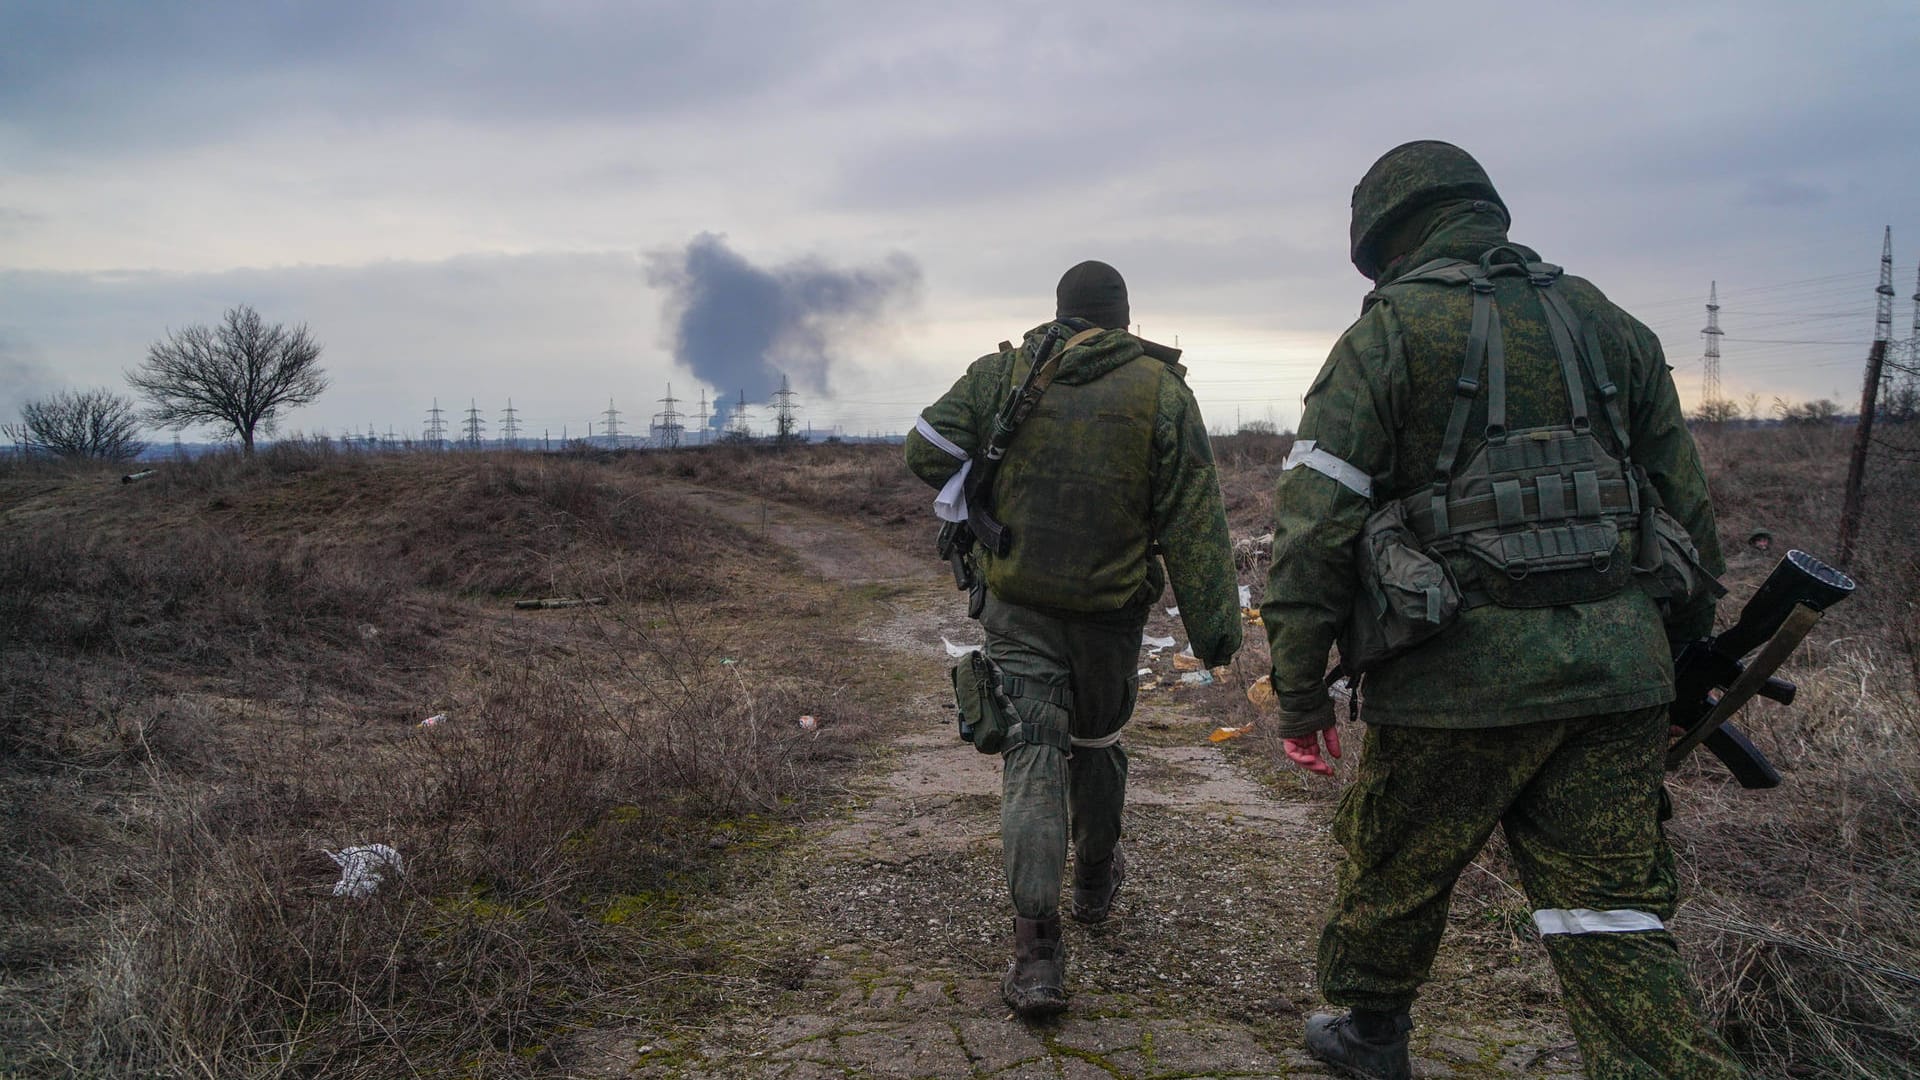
[573,490,1585,1079]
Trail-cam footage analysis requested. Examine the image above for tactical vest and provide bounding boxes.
[1339,246,1718,672]
[983,337,1167,614]
[1388,246,1642,609]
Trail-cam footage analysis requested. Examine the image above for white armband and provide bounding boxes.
[1282,439,1373,499]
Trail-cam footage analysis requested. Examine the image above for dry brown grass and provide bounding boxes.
[0,443,883,1078]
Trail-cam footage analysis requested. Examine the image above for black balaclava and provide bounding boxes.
[1055,260,1129,329]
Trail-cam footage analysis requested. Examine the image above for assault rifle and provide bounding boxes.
[935,323,1073,609]
[1669,549,1856,788]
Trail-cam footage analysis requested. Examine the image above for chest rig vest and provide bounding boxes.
[1385,245,1644,609]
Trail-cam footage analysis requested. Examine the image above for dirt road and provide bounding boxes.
[579,489,1583,1079]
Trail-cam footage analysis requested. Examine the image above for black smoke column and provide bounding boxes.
[647,233,921,431]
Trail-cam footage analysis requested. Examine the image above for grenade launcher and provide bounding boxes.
[1669,549,1856,788]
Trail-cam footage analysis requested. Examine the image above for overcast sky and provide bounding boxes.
[3,1,1915,443]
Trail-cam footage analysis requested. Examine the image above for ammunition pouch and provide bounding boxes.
[1340,500,1462,675]
[1632,468,1726,612]
[950,651,1074,755]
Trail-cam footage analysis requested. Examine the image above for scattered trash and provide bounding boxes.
[1232,531,1274,569]
[121,469,156,484]
[359,623,381,641]
[513,596,609,610]
[943,637,981,658]
[1179,669,1215,686]
[1173,649,1203,673]
[1141,634,1176,653]
[1238,584,1253,607]
[1209,722,1256,742]
[720,658,738,666]
[1165,605,1180,617]
[798,715,819,732]
[1246,675,1276,707]
[419,713,446,728]
[1135,667,1154,680]
[326,844,403,898]
[1329,676,1354,703]
[1242,607,1263,623]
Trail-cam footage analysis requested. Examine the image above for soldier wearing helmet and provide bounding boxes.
[1261,141,1740,1078]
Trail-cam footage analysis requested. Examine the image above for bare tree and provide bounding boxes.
[19,389,147,461]
[128,305,327,453]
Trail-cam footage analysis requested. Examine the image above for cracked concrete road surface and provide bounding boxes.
[579,491,1585,1079]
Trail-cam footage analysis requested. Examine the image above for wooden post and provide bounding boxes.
[1836,339,1888,568]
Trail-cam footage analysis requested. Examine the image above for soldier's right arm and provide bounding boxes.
[903,353,1007,488]
[1260,307,1397,736]
[1621,316,1725,643]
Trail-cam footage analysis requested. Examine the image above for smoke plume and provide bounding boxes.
[647,233,920,430]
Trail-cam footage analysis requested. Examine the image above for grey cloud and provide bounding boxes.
[1742,178,1831,209]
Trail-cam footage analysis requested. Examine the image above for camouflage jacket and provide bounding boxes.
[1261,211,1724,730]
[906,322,1242,666]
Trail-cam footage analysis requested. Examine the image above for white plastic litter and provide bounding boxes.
[1136,667,1154,679]
[327,844,403,899]
[1238,584,1253,607]
[1165,606,1179,617]
[1179,670,1215,686]
[943,636,982,658]
[1142,634,1176,652]
[798,715,819,732]
[419,713,446,728]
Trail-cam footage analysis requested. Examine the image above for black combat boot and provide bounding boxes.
[1304,1008,1412,1080]
[1070,846,1126,924]
[1001,915,1067,1018]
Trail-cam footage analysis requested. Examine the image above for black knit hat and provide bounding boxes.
[1055,260,1129,329]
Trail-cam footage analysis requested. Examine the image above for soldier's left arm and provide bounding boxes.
[1260,308,1398,736]
[1149,376,1242,668]
[1621,315,1726,643]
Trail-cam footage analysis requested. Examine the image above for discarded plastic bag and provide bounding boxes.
[1245,675,1276,707]
[798,715,819,732]
[1238,584,1253,607]
[419,713,446,728]
[1209,723,1256,742]
[327,844,403,899]
[1179,670,1214,686]
[943,637,982,658]
[1173,649,1203,673]
[1141,634,1175,653]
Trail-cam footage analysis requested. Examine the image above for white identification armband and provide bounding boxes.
[917,415,973,523]
[1282,439,1373,499]
[1532,908,1665,935]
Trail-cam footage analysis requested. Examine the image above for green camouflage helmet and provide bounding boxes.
[1350,141,1508,280]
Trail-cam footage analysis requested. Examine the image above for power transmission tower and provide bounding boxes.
[500,398,521,448]
[696,389,709,446]
[727,389,753,440]
[463,399,486,449]
[1700,281,1724,412]
[1838,227,1895,567]
[770,374,800,444]
[424,398,448,450]
[651,383,686,449]
[602,396,622,449]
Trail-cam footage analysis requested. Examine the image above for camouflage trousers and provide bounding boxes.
[1320,706,1742,1079]
[982,593,1145,921]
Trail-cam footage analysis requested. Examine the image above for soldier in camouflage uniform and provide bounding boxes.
[1261,143,1742,1079]
[906,261,1242,1018]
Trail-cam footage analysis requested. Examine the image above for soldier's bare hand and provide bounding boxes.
[1284,727,1342,777]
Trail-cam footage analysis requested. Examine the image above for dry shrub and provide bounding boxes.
[1,449,872,1076]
